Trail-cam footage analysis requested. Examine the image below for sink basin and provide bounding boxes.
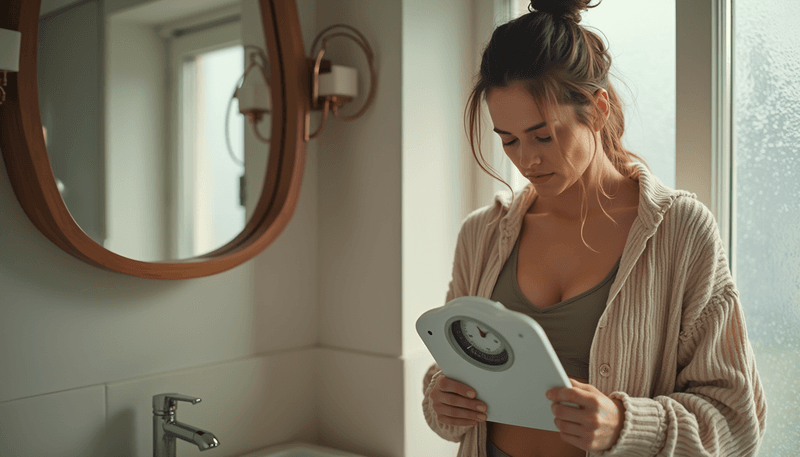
[237,442,367,457]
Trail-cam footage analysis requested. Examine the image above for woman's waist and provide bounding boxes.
[487,422,585,457]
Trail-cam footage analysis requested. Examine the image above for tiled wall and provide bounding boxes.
[0,351,318,457]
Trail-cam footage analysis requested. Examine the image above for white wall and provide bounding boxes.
[314,2,403,455]
[40,0,83,16]
[0,154,320,457]
[0,1,320,457]
[104,18,169,260]
[2,0,483,455]
[401,0,475,455]
[314,0,478,455]
[38,0,106,244]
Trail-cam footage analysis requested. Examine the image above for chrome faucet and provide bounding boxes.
[153,393,220,457]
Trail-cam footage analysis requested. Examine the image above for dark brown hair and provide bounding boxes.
[465,0,647,245]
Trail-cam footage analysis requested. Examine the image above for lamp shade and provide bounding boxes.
[318,65,357,99]
[236,66,271,115]
[0,27,22,72]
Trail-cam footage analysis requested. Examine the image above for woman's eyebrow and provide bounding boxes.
[492,121,547,135]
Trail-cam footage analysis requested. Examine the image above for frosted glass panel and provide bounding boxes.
[733,0,800,454]
[506,1,675,190]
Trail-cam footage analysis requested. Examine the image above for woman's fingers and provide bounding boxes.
[437,375,477,399]
[552,417,584,437]
[545,379,625,452]
[547,383,595,409]
[551,400,584,423]
[430,375,487,426]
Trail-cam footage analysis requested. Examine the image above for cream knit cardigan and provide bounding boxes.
[422,165,767,456]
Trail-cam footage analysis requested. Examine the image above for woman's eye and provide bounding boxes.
[501,137,551,146]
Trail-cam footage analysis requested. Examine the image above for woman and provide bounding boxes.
[421,1,767,456]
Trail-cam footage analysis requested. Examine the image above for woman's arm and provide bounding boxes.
[420,194,515,447]
[421,216,478,442]
[599,200,767,456]
[599,285,766,456]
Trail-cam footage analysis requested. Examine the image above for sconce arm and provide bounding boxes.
[305,24,378,141]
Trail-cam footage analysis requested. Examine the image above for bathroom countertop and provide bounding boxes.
[235,442,367,457]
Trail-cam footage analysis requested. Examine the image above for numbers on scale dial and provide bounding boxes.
[451,319,509,367]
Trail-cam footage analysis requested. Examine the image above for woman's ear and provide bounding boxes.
[593,88,610,131]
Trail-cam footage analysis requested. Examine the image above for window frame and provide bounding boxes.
[675,0,734,277]
[167,18,243,258]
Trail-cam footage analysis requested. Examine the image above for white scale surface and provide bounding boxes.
[416,296,571,431]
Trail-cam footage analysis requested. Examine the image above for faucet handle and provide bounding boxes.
[152,393,202,415]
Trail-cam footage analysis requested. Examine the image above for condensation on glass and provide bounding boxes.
[734,0,800,453]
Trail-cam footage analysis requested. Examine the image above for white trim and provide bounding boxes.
[676,0,713,212]
[675,0,732,269]
[156,5,242,39]
[711,0,733,263]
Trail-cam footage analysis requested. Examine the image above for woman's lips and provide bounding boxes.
[527,173,554,183]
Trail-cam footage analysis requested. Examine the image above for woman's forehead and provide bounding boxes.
[487,85,571,129]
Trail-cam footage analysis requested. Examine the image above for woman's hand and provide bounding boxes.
[429,374,488,426]
[546,378,625,452]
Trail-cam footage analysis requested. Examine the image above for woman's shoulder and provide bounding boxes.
[656,192,726,270]
[460,186,530,232]
[662,193,718,236]
[456,187,529,248]
[637,166,718,237]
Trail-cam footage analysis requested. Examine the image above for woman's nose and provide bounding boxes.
[520,145,542,168]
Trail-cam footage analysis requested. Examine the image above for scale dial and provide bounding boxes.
[446,317,513,371]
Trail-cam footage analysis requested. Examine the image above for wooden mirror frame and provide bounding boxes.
[0,0,309,279]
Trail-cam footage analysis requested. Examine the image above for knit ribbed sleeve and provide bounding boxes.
[599,285,766,456]
[596,198,766,456]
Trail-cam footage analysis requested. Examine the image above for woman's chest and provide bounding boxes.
[515,209,637,309]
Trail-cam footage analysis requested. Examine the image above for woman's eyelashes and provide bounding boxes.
[501,136,552,146]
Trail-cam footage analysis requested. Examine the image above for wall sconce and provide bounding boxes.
[224,46,270,167]
[235,46,270,142]
[305,24,377,141]
[0,27,22,105]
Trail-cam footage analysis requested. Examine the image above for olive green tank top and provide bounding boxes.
[490,237,621,380]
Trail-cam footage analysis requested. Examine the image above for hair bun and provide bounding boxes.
[529,0,595,23]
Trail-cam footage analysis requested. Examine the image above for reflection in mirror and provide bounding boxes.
[37,0,270,262]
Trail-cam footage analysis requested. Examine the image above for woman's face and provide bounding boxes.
[486,82,600,198]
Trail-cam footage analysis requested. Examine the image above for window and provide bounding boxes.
[732,0,800,453]
[170,21,246,258]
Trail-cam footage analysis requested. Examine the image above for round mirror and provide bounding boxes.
[0,0,309,278]
[39,0,272,261]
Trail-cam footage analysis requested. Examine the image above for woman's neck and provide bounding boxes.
[529,159,638,222]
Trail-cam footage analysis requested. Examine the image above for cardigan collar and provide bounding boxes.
[495,162,692,237]
[488,162,696,306]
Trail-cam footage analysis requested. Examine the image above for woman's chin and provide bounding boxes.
[528,179,562,196]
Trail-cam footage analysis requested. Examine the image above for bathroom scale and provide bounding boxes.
[416,295,571,432]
